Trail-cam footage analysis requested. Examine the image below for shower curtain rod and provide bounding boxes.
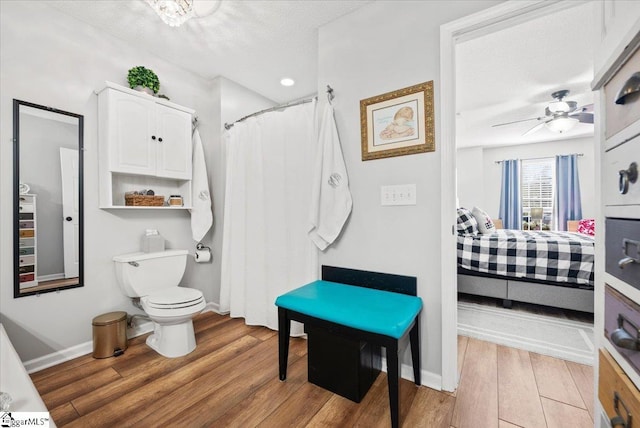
[224,85,335,130]
[494,153,583,164]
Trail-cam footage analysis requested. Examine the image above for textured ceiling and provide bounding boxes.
[456,2,595,148]
[48,0,372,103]
[46,0,595,145]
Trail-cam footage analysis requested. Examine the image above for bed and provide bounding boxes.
[457,229,595,313]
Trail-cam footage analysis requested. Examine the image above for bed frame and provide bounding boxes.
[458,269,594,313]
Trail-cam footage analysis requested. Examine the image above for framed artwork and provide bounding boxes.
[360,81,435,161]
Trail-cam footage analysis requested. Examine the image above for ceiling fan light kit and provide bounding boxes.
[545,115,578,133]
[493,89,594,136]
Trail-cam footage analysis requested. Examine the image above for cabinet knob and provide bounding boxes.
[151,135,156,140]
[65,216,73,222]
[158,137,163,142]
[619,162,638,195]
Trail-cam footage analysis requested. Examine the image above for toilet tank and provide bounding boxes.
[113,249,188,297]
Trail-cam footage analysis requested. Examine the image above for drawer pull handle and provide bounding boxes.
[611,392,632,428]
[619,239,640,269]
[615,72,640,105]
[611,313,640,351]
[619,162,638,195]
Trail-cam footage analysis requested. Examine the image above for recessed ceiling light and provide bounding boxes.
[280,78,295,87]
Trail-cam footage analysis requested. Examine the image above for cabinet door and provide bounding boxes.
[155,104,192,179]
[108,90,156,175]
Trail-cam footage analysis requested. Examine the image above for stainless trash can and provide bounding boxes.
[92,311,128,358]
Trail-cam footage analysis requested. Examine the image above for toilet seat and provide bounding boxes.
[146,287,204,309]
[141,287,205,318]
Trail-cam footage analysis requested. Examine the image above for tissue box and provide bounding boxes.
[142,234,165,253]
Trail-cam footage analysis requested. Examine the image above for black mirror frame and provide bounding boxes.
[13,99,84,298]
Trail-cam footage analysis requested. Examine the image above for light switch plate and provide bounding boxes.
[381,184,416,206]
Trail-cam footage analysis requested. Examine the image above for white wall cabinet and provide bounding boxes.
[97,82,195,209]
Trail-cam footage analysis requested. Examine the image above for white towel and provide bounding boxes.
[308,103,352,250]
[190,129,213,242]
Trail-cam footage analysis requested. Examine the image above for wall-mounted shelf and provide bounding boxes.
[97,82,195,210]
[100,205,192,210]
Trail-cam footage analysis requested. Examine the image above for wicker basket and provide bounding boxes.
[124,194,165,207]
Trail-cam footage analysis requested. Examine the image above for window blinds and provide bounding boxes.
[521,157,555,211]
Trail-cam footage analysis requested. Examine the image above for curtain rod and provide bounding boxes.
[224,85,335,130]
[494,153,583,164]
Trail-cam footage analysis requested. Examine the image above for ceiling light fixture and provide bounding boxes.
[280,78,295,87]
[146,0,221,27]
[146,0,193,27]
[545,114,578,133]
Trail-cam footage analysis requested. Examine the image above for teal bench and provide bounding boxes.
[275,266,422,428]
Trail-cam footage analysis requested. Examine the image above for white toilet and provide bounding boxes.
[113,249,206,358]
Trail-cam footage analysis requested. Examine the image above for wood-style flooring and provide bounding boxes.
[31,311,594,427]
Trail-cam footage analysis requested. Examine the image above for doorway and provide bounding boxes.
[440,1,597,392]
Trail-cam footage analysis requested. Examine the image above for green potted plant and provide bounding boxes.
[127,66,160,95]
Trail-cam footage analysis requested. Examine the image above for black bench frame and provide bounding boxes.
[277,266,421,428]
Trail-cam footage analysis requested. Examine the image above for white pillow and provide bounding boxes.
[472,207,495,234]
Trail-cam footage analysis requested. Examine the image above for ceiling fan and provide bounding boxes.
[492,89,594,136]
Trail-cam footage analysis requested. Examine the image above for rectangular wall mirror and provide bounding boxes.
[13,99,84,298]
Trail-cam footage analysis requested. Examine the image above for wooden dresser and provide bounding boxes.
[593,6,640,427]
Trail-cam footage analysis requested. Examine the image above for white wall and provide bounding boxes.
[317,0,500,386]
[475,136,596,220]
[457,147,484,209]
[0,2,273,362]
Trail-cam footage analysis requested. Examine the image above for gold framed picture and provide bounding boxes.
[360,81,434,161]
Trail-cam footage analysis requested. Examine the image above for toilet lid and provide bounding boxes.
[146,288,204,309]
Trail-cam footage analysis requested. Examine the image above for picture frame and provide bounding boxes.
[360,81,435,161]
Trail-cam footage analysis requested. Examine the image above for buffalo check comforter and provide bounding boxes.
[457,230,595,288]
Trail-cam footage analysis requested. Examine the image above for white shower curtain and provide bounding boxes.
[220,101,318,333]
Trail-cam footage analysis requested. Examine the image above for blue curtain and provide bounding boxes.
[498,159,522,230]
[555,154,582,231]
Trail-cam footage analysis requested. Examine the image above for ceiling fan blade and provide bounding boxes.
[491,116,545,127]
[522,120,550,136]
[577,112,594,124]
[568,104,594,124]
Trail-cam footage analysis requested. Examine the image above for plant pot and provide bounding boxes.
[134,86,154,96]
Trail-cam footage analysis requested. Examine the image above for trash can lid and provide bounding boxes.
[92,311,127,326]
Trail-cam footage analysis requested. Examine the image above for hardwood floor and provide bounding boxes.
[31,312,594,427]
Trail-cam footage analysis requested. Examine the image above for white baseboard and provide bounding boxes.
[380,357,442,391]
[25,321,155,374]
[24,340,93,374]
[203,301,228,315]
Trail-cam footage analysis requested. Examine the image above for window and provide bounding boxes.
[521,158,555,230]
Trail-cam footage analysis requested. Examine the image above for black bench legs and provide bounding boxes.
[278,308,421,428]
[278,307,290,381]
[386,316,420,428]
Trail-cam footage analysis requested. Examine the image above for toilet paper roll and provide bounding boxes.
[195,249,211,263]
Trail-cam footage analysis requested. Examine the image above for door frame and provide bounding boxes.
[438,0,586,392]
[60,147,79,278]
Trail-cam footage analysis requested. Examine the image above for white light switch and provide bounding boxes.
[381,184,416,206]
